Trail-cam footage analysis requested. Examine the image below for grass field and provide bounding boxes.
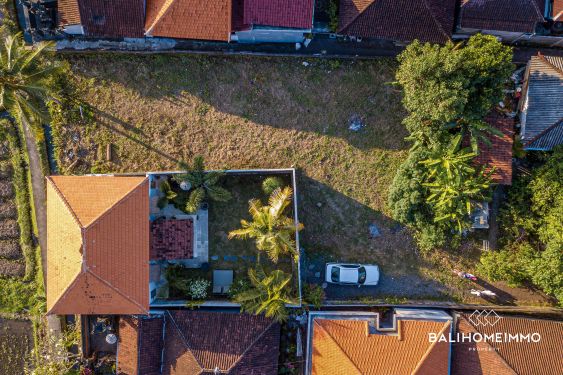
[51,54,554,306]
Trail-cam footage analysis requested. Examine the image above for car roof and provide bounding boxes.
[338,267,359,283]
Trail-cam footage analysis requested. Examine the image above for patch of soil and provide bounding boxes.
[0,318,32,375]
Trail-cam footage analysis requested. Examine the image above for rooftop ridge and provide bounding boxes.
[165,311,205,372]
[145,0,176,35]
[523,118,563,146]
[313,319,363,374]
[412,321,451,374]
[86,269,149,314]
[225,320,277,372]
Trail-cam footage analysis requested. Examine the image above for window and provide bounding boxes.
[358,267,366,284]
[331,266,340,283]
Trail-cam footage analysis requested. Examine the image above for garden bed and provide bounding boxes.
[0,318,33,374]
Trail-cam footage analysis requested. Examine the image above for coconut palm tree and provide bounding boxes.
[234,267,296,322]
[0,33,56,129]
[228,186,303,263]
[173,156,231,213]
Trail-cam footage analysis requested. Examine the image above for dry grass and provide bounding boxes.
[52,54,554,305]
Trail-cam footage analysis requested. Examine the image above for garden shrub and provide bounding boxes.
[478,242,532,287]
[262,176,284,195]
[303,283,325,309]
[187,278,211,300]
[228,277,251,299]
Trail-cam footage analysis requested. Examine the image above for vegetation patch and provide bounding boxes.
[0,318,33,375]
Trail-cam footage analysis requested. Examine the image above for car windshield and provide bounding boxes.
[358,267,367,284]
[331,266,340,282]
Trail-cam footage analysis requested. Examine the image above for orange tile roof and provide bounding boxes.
[311,318,451,375]
[46,176,150,315]
[57,0,81,26]
[452,314,563,375]
[145,0,232,41]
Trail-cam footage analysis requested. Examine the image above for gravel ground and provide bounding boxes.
[302,251,450,301]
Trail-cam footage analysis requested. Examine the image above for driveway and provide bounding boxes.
[302,251,449,301]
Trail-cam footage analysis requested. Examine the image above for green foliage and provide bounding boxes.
[481,147,563,304]
[173,156,231,213]
[302,283,325,309]
[262,176,283,195]
[233,267,296,322]
[228,277,251,299]
[229,187,303,263]
[157,179,178,209]
[0,33,59,130]
[396,34,513,148]
[420,134,493,232]
[328,0,339,32]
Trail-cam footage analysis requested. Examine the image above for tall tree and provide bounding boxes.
[233,267,296,322]
[173,156,231,213]
[0,33,57,129]
[229,186,303,263]
[395,34,513,149]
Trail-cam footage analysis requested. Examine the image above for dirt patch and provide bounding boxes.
[0,318,32,375]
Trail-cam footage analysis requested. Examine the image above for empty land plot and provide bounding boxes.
[52,54,554,305]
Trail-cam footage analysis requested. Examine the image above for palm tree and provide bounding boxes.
[454,118,504,154]
[419,134,477,183]
[228,186,303,263]
[173,156,231,213]
[234,267,296,322]
[0,33,56,129]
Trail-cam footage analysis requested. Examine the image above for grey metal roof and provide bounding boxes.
[521,55,563,151]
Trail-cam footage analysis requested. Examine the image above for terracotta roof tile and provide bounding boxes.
[118,311,280,374]
[459,0,545,33]
[70,0,145,37]
[474,111,514,185]
[117,316,164,375]
[452,314,563,375]
[242,0,314,29]
[338,0,456,43]
[311,318,451,375]
[46,176,150,315]
[57,0,81,26]
[555,0,563,20]
[145,0,232,41]
[150,218,194,260]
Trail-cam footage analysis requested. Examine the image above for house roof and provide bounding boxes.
[150,218,194,260]
[240,0,314,30]
[46,176,149,315]
[474,111,514,185]
[117,311,281,375]
[521,54,563,151]
[338,0,456,43]
[458,0,545,33]
[554,0,563,20]
[57,0,81,26]
[311,317,451,374]
[145,0,232,41]
[452,314,563,375]
[58,0,145,37]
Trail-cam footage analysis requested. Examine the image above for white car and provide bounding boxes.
[325,263,380,286]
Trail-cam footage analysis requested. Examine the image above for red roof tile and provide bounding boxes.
[46,176,150,315]
[145,0,232,41]
[117,316,164,375]
[117,311,280,375]
[452,314,563,375]
[57,0,81,26]
[338,0,456,43]
[73,0,145,37]
[150,218,194,260]
[474,111,514,185]
[459,0,545,33]
[242,0,314,29]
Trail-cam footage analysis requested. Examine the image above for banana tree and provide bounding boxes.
[228,186,303,264]
[173,156,231,213]
[233,267,296,322]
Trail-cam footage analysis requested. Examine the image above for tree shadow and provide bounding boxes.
[63,54,410,152]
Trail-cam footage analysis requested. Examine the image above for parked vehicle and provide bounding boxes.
[325,263,380,286]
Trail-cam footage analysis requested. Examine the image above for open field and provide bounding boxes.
[51,54,555,306]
